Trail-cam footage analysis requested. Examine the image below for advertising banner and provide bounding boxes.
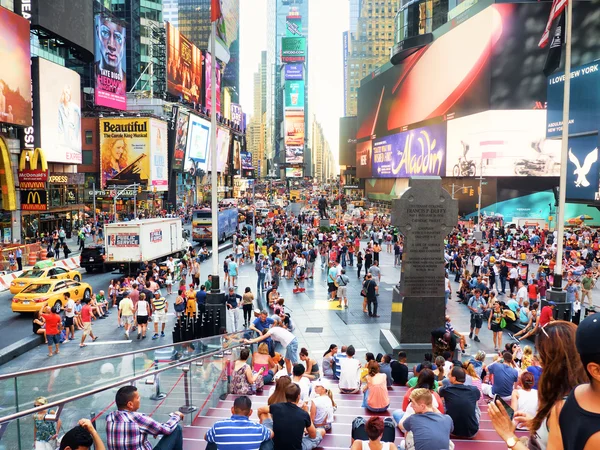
[107,233,140,247]
[372,122,447,178]
[172,110,189,171]
[566,134,600,203]
[166,22,203,104]
[339,116,357,167]
[0,7,32,126]
[446,110,561,177]
[241,151,253,170]
[37,58,82,164]
[282,37,306,63]
[185,113,211,172]
[232,135,242,174]
[205,52,222,114]
[286,16,302,37]
[285,64,304,80]
[231,103,243,128]
[150,119,168,191]
[285,80,305,109]
[286,167,303,178]
[285,110,304,164]
[216,126,231,173]
[21,190,48,211]
[99,118,150,189]
[547,60,600,138]
[94,13,127,110]
[356,140,373,179]
[48,173,85,184]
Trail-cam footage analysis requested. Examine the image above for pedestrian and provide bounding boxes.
[119,294,135,339]
[468,289,486,343]
[79,299,98,347]
[363,273,379,318]
[336,269,350,309]
[151,291,168,340]
[356,250,363,279]
[63,292,76,342]
[8,250,16,272]
[15,247,22,271]
[134,293,151,339]
[242,287,255,328]
[41,306,62,357]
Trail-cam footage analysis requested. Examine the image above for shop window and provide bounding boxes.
[83,150,93,165]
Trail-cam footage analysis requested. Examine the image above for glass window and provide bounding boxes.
[83,150,93,165]
[85,130,93,144]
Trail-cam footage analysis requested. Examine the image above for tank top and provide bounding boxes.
[559,389,600,450]
[361,442,390,450]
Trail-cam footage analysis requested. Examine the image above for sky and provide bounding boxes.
[239,0,350,165]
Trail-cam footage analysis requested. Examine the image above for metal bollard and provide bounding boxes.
[178,364,197,414]
[149,358,167,400]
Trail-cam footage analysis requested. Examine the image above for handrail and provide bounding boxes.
[0,331,241,381]
[0,339,244,424]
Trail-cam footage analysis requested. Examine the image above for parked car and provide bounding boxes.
[9,262,81,294]
[12,279,92,314]
[79,245,106,273]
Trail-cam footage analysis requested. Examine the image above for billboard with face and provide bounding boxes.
[100,118,150,189]
[205,52,222,114]
[166,22,203,104]
[216,126,231,173]
[232,135,242,174]
[0,7,32,126]
[185,113,211,172]
[36,58,82,164]
[241,150,253,170]
[94,13,127,110]
[150,119,168,191]
[172,110,189,172]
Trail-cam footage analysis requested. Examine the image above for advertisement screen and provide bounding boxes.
[372,122,446,178]
[566,135,600,203]
[100,118,150,189]
[231,103,243,128]
[286,167,303,178]
[205,52,222,114]
[286,16,302,37]
[241,150,253,170]
[231,135,242,174]
[216,126,231,173]
[37,58,82,164]
[547,60,600,138]
[285,111,304,164]
[0,7,31,126]
[172,110,189,171]
[285,64,304,80]
[94,13,127,110]
[166,22,203,104]
[285,80,304,109]
[150,119,168,191]
[356,140,373,179]
[446,110,561,177]
[185,113,211,172]
[339,116,357,167]
[282,37,306,63]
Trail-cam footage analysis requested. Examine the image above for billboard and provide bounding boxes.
[446,110,561,177]
[172,110,189,171]
[0,7,32,126]
[286,167,303,178]
[547,60,600,138]
[285,111,304,164]
[285,80,305,109]
[282,37,306,63]
[185,113,211,172]
[232,135,242,174]
[231,103,243,128]
[286,16,302,37]
[166,22,203,104]
[36,58,82,164]
[566,135,600,203]
[216,126,231,173]
[339,116,357,167]
[241,151,253,170]
[205,52,222,114]
[100,118,150,189]
[285,64,304,80]
[94,12,127,110]
[372,122,447,178]
[150,119,168,191]
[356,140,373,179]
[21,190,48,211]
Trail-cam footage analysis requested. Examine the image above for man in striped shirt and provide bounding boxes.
[205,396,273,450]
[151,291,168,340]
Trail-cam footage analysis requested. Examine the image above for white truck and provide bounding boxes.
[103,218,188,274]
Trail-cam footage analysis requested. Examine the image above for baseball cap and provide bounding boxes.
[576,314,600,356]
[546,301,556,306]
[313,380,327,389]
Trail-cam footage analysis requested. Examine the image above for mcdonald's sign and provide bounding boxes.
[21,190,47,211]
[18,148,48,189]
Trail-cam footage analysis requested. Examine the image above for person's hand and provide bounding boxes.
[488,324,491,330]
[513,411,533,428]
[78,418,95,433]
[488,400,517,443]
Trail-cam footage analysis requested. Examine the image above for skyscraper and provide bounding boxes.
[248,51,267,178]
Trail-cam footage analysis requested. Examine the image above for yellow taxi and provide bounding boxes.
[12,278,92,314]
[9,264,82,294]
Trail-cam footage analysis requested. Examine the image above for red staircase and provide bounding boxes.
[183,378,525,449]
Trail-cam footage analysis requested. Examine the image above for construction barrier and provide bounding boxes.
[28,251,37,266]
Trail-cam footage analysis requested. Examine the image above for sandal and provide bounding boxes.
[47,353,53,357]
[80,344,87,348]
[92,337,98,342]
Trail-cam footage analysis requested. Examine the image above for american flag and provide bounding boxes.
[539,0,568,48]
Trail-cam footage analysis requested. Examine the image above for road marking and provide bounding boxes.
[314,300,342,310]
[84,340,132,346]
[385,288,394,291]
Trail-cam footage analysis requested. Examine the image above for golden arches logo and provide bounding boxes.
[27,191,42,204]
[19,148,48,171]
[0,137,17,210]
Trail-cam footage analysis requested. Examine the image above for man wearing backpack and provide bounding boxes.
[307,246,316,279]
[336,269,350,309]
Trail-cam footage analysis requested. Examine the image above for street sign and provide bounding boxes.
[109,190,116,198]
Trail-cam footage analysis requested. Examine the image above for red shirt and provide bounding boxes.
[539,306,554,327]
[42,313,61,335]
[81,304,92,323]
[527,284,538,300]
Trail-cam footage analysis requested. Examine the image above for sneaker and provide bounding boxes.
[469,332,473,339]
[125,332,129,339]
[152,334,159,340]
[160,332,165,337]
[137,334,141,340]
[474,336,481,343]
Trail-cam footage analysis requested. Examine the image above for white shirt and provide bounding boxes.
[473,255,482,266]
[517,286,527,303]
[445,278,451,292]
[293,377,311,402]
[65,299,76,318]
[267,326,295,347]
[509,267,519,279]
[312,394,334,425]
[338,357,361,390]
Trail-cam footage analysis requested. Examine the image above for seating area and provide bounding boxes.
[182,376,527,449]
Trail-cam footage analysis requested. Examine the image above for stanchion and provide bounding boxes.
[148,358,166,400]
[178,364,197,414]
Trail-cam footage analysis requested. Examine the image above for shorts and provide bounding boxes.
[491,322,503,333]
[285,338,299,364]
[470,313,483,329]
[82,322,93,336]
[137,315,148,325]
[47,334,60,345]
[236,253,242,259]
[337,286,347,298]
[154,310,167,324]
[328,282,337,293]
[122,315,134,325]
[64,317,74,327]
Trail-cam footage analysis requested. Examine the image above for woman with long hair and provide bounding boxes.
[362,361,390,413]
[489,321,588,450]
[252,343,276,384]
[322,344,338,377]
[310,381,336,431]
[350,416,398,449]
[101,138,129,187]
[299,347,320,380]
[267,375,291,405]
[230,348,264,395]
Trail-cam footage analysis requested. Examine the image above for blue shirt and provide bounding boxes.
[488,362,518,398]
[196,290,207,305]
[252,317,274,333]
[527,366,542,390]
[506,299,519,314]
[205,415,271,450]
[565,285,578,303]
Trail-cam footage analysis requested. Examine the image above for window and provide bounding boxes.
[83,150,93,165]
[85,130,93,145]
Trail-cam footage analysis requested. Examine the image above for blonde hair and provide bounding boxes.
[463,362,479,379]
[34,396,48,406]
[101,138,129,172]
[258,343,269,355]
[410,388,433,406]
[523,345,533,357]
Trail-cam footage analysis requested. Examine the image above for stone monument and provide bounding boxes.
[380,177,458,361]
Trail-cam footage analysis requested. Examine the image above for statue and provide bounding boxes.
[318,195,328,219]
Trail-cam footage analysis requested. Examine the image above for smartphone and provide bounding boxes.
[494,394,514,420]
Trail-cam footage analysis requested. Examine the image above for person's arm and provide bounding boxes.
[303,405,317,439]
[309,399,316,423]
[79,418,106,450]
[246,365,264,383]
[244,330,270,345]
[136,410,183,436]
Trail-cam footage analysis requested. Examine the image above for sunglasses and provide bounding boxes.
[540,325,550,339]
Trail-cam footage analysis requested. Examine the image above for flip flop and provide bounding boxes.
[47,354,53,357]
[92,337,98,342]
[80,344,87,348]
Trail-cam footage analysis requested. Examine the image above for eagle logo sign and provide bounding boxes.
[568,147,598,187]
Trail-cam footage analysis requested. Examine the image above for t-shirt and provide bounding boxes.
[527,366,543,390]
[268,327,295,347]
[488,362,518,398]
[119,297,134,316]
[506,299,520,314]
[368,265,381,279]
[228,261,238,276]
[390,361,409,385]
[407,377,440,390]
[293,376,311,402]
[339,357,361,390]
[42,313,61,335]
[517,287,527,303]
[269,402,311,450]
[403,412,454,450]
[539,306,554,327]
[252,317,274,333]
[196,290,207,306]
[81,304,92,323]
[64,299,76,318]
[136,300,149,317]
[439,384,481,438]
[327,268,337,284]
[206,415,271,449]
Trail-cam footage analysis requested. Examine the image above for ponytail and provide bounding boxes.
[325,388,336,408]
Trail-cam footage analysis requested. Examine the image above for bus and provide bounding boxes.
[192,207,238,243]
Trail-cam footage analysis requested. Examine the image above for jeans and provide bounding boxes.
[154,424,183,450]
[341,253,346,267]
[257,273,265,291]
[367,297,378,316]
[357,264,362,278]
[349,253,354,266]
[445,290,451,306]
[500,275,507,293]
[392,409,404,425]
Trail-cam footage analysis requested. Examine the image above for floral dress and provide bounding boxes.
[34,414,57,450]
[230,364,264,395]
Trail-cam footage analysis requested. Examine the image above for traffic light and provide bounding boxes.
[137,185,142,194]
[469,189,474,197]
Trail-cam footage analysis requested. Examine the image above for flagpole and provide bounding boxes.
[210,20,219,286]
[553,0,572,291]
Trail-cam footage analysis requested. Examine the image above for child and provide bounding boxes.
[521,345,533,370]
[165,270,173,295]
